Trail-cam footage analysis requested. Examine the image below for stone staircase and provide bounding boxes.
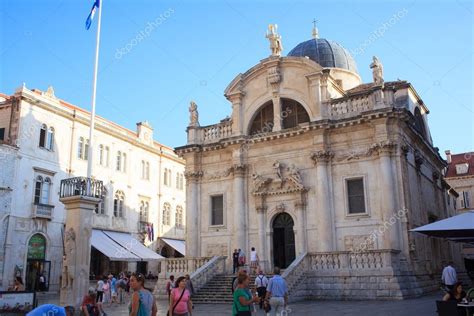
[192,274,272,304]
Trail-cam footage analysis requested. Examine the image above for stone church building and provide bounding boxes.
[176,25,460,299]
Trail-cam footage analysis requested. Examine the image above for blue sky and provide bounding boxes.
[1,0,472,155]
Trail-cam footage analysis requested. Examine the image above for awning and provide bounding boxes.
[102,230,164,261]
[91,230,140,261]
[161,238,186,255]
[410,211,474,242]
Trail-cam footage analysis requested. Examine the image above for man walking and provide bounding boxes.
[265,267,288,316]
[232,249,239,273]
[442,261,457,290]
[255,270,268,310]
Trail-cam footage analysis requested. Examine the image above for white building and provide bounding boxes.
[0,85,185,292]
[175,26,462,299]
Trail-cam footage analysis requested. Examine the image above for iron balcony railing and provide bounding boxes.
[59,177,104,199]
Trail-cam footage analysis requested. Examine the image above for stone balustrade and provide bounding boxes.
[154,256,212,298]
[308,249,397,272]
[329,95,372,119]
[282,252,308,297]
[202,120,232,143]
[190,256,227,292]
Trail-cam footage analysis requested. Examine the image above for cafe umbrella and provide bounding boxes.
[410,210,474,243]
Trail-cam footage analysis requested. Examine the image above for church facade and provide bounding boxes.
[176,26,460,299]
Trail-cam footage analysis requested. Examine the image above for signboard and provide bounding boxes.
[0,291,35,314]
[27,234,46,260]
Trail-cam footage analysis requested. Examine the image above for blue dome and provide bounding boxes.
[288,38,358,73]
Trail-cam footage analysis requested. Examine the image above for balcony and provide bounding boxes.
[59,177,104,198]
[33,203,54,219]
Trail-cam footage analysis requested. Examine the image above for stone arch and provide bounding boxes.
[414,106,427,139]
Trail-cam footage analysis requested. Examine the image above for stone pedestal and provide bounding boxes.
[59,195,100,309]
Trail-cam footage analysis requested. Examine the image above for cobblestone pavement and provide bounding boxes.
[37,291,442,315]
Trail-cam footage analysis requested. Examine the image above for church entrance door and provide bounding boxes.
[272,212,295,269]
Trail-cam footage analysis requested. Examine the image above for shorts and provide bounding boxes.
[96,291,104,302]
[250,261,258,267]
[111,290,117,297]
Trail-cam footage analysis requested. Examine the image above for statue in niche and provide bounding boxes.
[62,228,76,289]
[266,24,283,57]
[287,164,303,187]
[189,101,199,127]
[370,56,384,85]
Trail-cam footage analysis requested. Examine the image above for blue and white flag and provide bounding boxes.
[85,0,100,30]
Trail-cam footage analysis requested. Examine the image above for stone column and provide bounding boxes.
[59,195,100,308]
[311,150,334,252]
[185,171,202,257]
[295,200,307,255]
[233,164,247,253]
[377,141,400,250]
[272,97,282,131]
[256,205,268,272]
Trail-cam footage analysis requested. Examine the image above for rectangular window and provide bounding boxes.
[34,181,42,204]
[211,195,224,226]
[461,191,471,209]
[347,178,366,214]
[0,128,4,141]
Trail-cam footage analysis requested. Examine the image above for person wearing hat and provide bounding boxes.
[27,304,74,316]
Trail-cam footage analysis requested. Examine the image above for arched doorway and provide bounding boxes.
[272,213,296,269]
[25,234,51,291]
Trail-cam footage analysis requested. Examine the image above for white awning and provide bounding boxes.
[91,230,140,261]
[161,238,186,255]
[102,230,164,261]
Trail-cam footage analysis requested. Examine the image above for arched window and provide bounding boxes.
[249,101,274,135]
[39,124,47,148]
[116,151,122,171]
[99,145,104,165]
[95,187,107,215]
[139,201,149,222]
[114,190,125,217]
[46,127,54,150]
[175,205,183,228]
[84,139,90,160]
[78,137,84,159]
[122,153,127,172]
[105,146,110,167]
[34,176,51,205]
[414,107,427,139]
[281,99,310,129]
[162,202,171,225]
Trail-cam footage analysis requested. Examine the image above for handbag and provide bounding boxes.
[167,288,186,316]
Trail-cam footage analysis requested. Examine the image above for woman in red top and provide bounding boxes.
[169,276,192,316]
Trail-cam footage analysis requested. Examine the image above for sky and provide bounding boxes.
[1,0,472,156]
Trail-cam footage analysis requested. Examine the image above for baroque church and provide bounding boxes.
[175,25,460,299]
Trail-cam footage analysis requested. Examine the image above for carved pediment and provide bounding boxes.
[252,161,307,196]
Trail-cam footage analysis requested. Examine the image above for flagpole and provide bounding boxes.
[86,0,102,193]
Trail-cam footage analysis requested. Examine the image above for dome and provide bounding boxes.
[288,38,358,74]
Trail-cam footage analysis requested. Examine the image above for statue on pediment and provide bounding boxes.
[287,164,303,188]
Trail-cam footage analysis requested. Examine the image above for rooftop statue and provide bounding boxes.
[370,56,384,85]
[266,24,283,57]
[189,101,200,127]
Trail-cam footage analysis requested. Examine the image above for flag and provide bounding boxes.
[151,223,155,241]
[85,0,100,30]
